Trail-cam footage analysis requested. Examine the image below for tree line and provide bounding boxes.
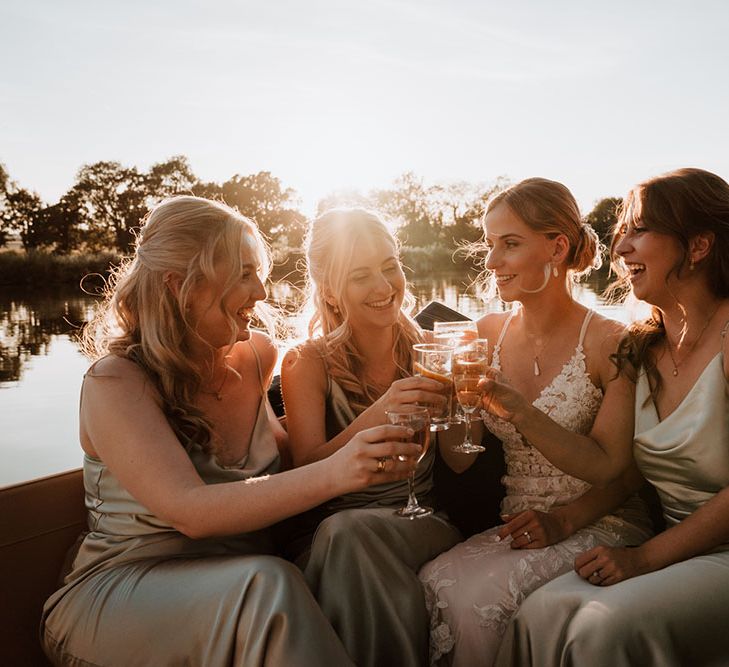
[0,156,621,259]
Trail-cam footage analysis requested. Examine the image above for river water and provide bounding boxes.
[0,273,648,486]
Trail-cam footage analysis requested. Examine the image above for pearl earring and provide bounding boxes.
[552,265,559,278]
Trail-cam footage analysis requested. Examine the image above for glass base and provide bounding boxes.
[395,504,434,520]
[430,422,450,431]
[451,442,486,454]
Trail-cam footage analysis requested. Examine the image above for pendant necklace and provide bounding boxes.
[664,303,720,377]
[529,331,555,377]
[202,366,229,400]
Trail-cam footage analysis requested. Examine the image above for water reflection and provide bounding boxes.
[0,288,98,383]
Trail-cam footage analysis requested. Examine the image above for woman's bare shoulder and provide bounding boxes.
[86,354,147,381]
[281,339,326,375]
[476,310,511,341]
[586,312,627,351]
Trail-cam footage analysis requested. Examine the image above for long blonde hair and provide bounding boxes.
[83,195,275,451]
[302,208,422,413]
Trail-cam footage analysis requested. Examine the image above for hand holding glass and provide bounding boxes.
[386,407,433,519]
[452,373,487,454]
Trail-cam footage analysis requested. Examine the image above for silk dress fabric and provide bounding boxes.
[496,325,729,667]
[419,309,652,667]
[290,374,462,667]
[41,343,353,667]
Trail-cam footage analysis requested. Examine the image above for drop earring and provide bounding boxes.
[689,260,695,271]
[552,265,559,278]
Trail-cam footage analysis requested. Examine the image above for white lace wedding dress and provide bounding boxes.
[418,309,652,667]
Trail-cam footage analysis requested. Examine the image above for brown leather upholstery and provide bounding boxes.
[0,469,85,666]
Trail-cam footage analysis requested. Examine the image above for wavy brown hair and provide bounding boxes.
[609,168,729,395]
[82,195,275,452]
[300,207,423,414]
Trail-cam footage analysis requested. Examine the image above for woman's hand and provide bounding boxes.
[329,424,421,492]
[574,544,650,586]
[498,509,571,549]
[372,376,446,419]
[480,370,530,423]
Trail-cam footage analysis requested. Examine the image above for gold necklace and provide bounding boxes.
[664,303,720,377]
[201,366,229,401]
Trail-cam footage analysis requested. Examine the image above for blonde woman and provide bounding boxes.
[281,208,462,667]
[419,178,653,666]
[40,197,422,666]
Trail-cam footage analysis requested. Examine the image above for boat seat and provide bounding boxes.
[0,469,85,666]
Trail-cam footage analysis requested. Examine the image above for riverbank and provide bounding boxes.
[0,245,478,287]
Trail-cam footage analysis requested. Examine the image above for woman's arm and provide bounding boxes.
[576,484,729,585]
[499,464,645,548]
[81,356,421,540]
[281,344,446,467]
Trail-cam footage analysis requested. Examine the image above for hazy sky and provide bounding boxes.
[2,0,729,215]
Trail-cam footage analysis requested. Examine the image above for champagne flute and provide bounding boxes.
[451,338,489,376]
[433,320,479,348]
[412,343,453,431]
[386,407,433,519]
[452,373,487,454]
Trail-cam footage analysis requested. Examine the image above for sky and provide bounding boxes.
[2,0,729,217]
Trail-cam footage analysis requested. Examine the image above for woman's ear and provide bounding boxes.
[689,231,715,265]
[550,234,570,264]
[163,271,183,298]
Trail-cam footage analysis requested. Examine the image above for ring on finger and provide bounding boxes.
[376,457,387,473]
[523,530,531,543]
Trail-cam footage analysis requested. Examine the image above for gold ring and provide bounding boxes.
[376,457,387,473]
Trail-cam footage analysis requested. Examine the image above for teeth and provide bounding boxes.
[496,275,516,283]
[366,295,394,308]
[626,263,645,274]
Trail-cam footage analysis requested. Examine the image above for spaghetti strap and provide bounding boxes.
[577,309,595,349]
[248,339,267,395]
[495,309,518,349]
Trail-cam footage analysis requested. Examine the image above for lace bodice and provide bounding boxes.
[484,309,603,515]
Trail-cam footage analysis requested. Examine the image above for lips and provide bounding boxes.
[495,274,516,285]
[365,294,396,309]
[625,263,646,281]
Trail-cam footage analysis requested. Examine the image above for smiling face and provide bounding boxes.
[483,203,557,301]
[613,217,685,306]
[185,237,267,353]
[339,233,406,333]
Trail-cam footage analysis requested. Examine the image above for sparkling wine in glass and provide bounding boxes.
[452,373,487,454]
[412,343,453,431]
[433,320,479,348]
[386,407,433,519]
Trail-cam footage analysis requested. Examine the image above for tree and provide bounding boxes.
[2,188,44,249]
[585,197,622,245]
[215,171,306,251]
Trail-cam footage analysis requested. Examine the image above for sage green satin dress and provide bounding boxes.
[497,330,729,667]
[288,376,462,667]
[41,348,353,667]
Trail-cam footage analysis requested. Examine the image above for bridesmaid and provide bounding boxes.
[496,168,729,666]
[418,178,652,666]
[40,196,422,666]
[281,207,462,667]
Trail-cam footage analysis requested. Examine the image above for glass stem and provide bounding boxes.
[406,471,418,509]
[463,412,473,446]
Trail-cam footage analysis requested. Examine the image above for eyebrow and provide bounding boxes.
[348,256,398,275]
[485,232,526,240]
